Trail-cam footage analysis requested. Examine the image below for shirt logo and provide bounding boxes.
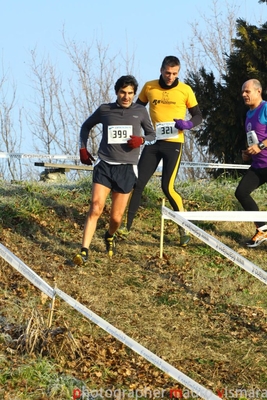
[152,99,176,105]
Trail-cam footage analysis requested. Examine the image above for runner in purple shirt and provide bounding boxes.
[235,79,267,247]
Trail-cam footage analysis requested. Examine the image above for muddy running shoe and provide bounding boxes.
[116,226,130,239]
[73,251,88,266]
[179,226,190,247]
[104,231,116,257]
[246,228,267,248]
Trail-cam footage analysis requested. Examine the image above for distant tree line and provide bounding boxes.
[184,18,267,176]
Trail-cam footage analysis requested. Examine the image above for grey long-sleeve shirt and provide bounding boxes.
[80,101,156,165]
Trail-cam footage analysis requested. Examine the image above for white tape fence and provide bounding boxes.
[0,243,221,400]
[0,153,80,161]
[172,211,267,222]
[0,152,250,182]
[0,152,250,170]
[161,205,267,285]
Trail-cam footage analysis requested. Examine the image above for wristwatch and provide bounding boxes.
[258,141,266,150]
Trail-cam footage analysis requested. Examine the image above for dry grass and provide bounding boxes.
[0,178,267,399]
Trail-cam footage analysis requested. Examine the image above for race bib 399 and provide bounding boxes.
[108,125,133,144]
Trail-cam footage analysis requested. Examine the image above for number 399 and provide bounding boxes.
[112,130,127,138]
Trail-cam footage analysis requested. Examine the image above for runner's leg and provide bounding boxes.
[126,143,161,230]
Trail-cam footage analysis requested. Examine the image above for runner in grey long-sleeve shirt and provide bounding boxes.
[80,101,156,165]
[73,75,156,265]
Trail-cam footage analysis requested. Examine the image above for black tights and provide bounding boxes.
[235,167,267,228]
[126,141,183,230]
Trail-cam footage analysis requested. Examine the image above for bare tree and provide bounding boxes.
[26,30,137,164]
[176,0,239,180]
[27,49,63,155]
[60,31,121,156]
[178,0,238,79]
[0,62,23,181]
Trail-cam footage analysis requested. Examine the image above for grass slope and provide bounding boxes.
[0,177,267,399]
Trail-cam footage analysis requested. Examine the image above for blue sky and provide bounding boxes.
[1,0,265,85]
[0,0,266,153]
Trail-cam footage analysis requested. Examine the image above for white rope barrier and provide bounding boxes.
[180,161,249,170]
[56,288,220,400]
[161,206,267,285]
[173,211,267,222]
[0,244,54,298]
[0,242,220,400]
[0,152,250,169]
[0,152,79,161]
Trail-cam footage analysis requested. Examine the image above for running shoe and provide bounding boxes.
[73,251,88,266]
[116,226,130,238]
[246,228,267,247]
[104,231,116,257]
[179,226,190,247]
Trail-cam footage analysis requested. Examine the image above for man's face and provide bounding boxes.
[116,85,135,108]
[242,82,261,109]
[160,65,180,86]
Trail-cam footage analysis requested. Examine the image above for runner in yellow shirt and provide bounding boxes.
[118,56,202,246]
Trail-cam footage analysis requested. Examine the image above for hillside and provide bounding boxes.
[0,177,267,400]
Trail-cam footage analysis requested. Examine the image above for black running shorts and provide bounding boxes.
[93,160,137,194]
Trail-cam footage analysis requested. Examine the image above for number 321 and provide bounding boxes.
[160,126,173,135]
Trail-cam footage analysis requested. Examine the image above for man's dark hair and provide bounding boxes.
[161,56,180,69]
[114,75,138,94]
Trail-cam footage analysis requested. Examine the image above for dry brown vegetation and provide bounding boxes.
[0,177,267,399]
